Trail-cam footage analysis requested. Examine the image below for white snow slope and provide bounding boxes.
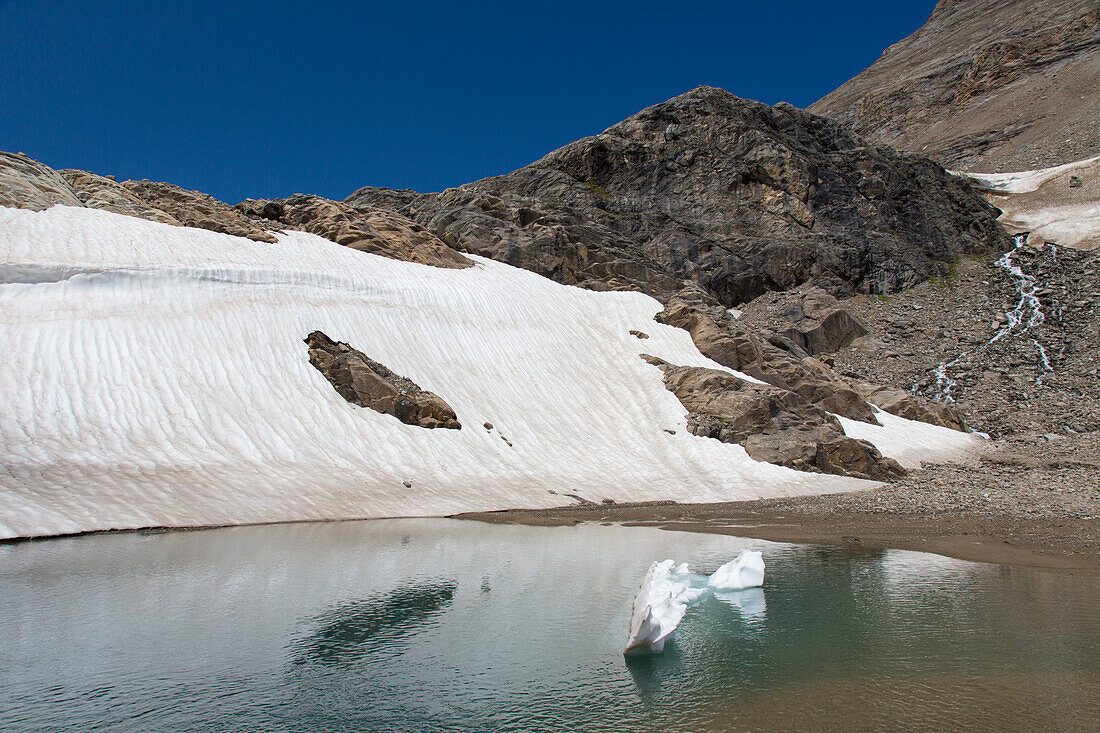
[957,156,1100,250]
[0,206,977,539]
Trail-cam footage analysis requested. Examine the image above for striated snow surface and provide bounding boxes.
[0,206,976,539]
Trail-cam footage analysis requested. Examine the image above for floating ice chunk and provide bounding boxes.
[673,583,709,606]
[707,549,765,590]
[624,560,690,655]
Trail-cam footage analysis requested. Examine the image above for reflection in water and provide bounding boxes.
[0,520,1097,732]
[712,586,766,620]
[625,637,683,704]
[291,581,456,665]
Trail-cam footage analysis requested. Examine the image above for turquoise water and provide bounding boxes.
[1,519,1097,732]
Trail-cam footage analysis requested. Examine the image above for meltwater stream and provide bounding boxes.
[2,519,1098,732]
[930,233,1052,402]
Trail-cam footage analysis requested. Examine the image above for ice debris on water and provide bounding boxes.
[623,551,765,655]
[706,550,766,591]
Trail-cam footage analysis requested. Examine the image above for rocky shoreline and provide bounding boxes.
[456,436,1100,575]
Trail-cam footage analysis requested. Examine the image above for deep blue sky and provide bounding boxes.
[1,1,936,202]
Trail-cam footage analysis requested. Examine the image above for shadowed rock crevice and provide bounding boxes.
[306,331,461,429]
[643,355,904,481]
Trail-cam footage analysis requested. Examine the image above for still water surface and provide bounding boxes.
[1,519,1098,731]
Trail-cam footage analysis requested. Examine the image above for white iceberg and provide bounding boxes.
[624,560,692,655]
[706,549,765,590]
[624,552,768,655]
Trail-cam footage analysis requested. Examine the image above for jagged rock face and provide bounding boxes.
[348,87,1009,307]
[305,331,461,430]
[810,0,1100,171]
[656,287,879,424]
[644,356,904,481]
[0,151,84,210]
[742,286,868,356]
[853,381,967,432]
[238,195,471,269]
[118,179,278,242]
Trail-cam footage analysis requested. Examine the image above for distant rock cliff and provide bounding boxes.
[810,0,1100,172]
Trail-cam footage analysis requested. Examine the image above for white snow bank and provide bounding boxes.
[838,409,980,470]
[706,549,765,590]
[956,156,1100,195]
[0,205,973,538]
[955,157,1100,250]
[997,202,1100,250]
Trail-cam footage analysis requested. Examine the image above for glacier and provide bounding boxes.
[0,205,979,539]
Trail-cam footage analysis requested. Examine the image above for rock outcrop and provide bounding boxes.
[348,86,1009,307]
[0,152,473,268]
[656,287,879,424]
[853,381,967,432]
[0,151,84,210]
[238,195,471,268]
[741,286,868,356]
[305,331,461,429]
[810,0,1100,172]
[644,356,904,481]
[59,170,180,225]
[116,179,278,242]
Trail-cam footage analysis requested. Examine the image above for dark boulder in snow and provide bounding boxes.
[306,331,461,430]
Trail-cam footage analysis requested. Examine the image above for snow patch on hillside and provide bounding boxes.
[957,156,1100,250]
[0,206,977,538]
[960,156,1099,195]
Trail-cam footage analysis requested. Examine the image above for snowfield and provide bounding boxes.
[0,206,977,539]
[957,156,1100,250]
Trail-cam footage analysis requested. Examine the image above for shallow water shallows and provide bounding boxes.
[1,519,1098,732]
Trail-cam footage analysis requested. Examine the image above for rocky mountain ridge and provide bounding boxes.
[810,0,1100,172]
[347,87,1008,307]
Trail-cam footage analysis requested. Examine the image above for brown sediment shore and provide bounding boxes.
[458,500,1098,575]
[457,435,1100,575]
